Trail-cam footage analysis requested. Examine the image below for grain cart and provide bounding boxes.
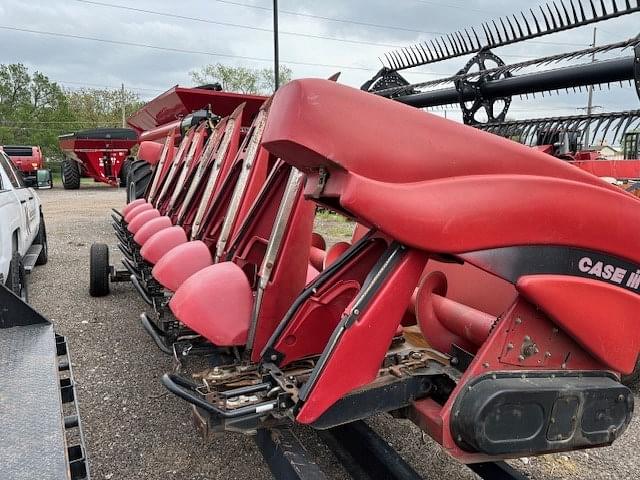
[58,128,138,189]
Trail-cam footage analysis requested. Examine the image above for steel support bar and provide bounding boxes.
[468,461,529,480]
[320,420,423,480]
[256,428,327,480]
[394,56,636,108]
[318,419,529,480]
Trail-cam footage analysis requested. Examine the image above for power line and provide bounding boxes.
[0,25,457,77]
[73,0,406,49]
[56,79,165,93]
[0,125,120,131]
[214,0,588,47]
[1,120,123,124]
[0,24,442,75]
[410,0,497,15]
[213,0,444,34]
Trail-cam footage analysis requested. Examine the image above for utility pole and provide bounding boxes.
[273,0,280,91]
[584,27,597,148]
[121,83,126,128]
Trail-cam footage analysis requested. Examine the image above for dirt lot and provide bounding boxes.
[28,184,640,480]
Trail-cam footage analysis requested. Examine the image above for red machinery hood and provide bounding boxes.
[127,85,266,134]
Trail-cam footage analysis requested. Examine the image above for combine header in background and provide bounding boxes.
[120,84,266,201]
[58,128,138,189]
[363,0,640,180]
[127,84,265,141]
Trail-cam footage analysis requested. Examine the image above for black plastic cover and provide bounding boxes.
[60,128,138,140]
[451,372,633,456]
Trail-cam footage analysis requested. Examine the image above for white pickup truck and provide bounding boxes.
[0,149,48,300]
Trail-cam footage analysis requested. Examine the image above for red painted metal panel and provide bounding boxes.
[0,145,43,174]
[419,297,608,463]
[178,110,244,234]
[296,248,428,424]
[339,173,640,264]
[127,86,266,133]
[262,79,622,194]
[571,159,640,179]
[517,274,640,373]
[270,237,388,366]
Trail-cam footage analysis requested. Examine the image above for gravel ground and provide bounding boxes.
[27,184,640,480]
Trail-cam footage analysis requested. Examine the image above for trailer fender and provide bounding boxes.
[152,240,213,292]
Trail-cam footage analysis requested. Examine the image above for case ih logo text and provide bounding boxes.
[578,256,640,289]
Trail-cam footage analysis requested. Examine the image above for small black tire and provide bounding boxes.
[622,356,640,390]
[61,159,81,190]
[89,243,110,297]
[6,251,28,302]
[126,159,153,203]
[34,214,48,266]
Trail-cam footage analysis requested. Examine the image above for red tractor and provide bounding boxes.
[58,127,138,189]
[0,145,52,188]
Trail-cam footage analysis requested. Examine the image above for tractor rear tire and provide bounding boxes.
[89,243,110,297]
[34,214,48,266]
[6,251,28,302]
[119,158,132,187]
[126,159,152,203]
[622,356,640,390]
[61,159,81,190]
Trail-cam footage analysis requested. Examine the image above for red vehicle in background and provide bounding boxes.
[0,145,51,188]
[58,128,138,189]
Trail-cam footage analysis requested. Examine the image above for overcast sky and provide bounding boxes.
[0,0,638,123]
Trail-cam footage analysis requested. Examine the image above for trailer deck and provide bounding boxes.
[0,286,89,480]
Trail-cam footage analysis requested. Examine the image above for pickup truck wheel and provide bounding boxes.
[126,160,152,202]
[61,159,81,190]
[6,252,28,302]
[35,215,48,265]
[89,243,110,297]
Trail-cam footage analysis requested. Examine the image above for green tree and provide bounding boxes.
[0,63,71,156]
[190,63,292,94]
[65,88,144,127]
[0,63,144,158]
